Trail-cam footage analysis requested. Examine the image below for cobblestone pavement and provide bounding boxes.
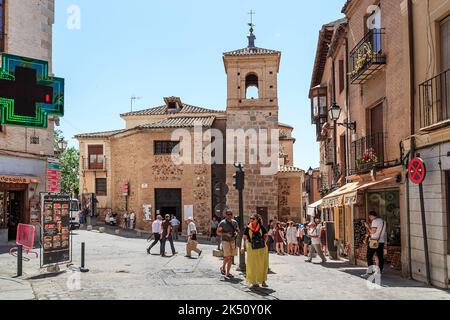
[0,229,449,300]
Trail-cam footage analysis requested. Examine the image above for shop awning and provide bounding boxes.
[344,176,397,205]
[307,199,323,216]
[322,182,359,208]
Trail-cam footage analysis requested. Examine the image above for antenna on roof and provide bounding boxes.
[130,95,142,112]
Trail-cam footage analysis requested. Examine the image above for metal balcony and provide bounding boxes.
[82,156,107,172]
[419,69,450,129]
[350,29,386,85]
[350,132,386,175]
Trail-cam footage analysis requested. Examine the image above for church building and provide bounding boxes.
[75,26,305,233]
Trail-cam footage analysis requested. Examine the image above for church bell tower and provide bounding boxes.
[223,16,281,222]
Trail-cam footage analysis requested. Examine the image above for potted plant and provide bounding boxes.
[351,42,376,77]
[355,148,378,169]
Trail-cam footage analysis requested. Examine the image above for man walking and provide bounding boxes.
[305,219,327,264]
[363,211,387,276]
[160,214,178,257]
[217,209,239,279]
[171,214,181,240]
[185,217,202,258]
[147,215,162,254]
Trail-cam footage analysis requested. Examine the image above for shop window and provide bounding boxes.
[154,141,179,155]
[95,178,107,196]
[367,190,400,246]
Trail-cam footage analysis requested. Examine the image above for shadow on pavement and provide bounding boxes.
[249,287,277,297]
[25,270,66,280]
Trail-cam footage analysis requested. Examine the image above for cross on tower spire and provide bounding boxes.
[247,10,256,48]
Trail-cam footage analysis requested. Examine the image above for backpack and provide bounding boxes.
[250,228,266,250]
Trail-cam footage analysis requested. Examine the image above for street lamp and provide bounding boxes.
[308,167,314,176]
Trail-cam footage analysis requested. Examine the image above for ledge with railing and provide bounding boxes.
[350,28,386,85]
[81,156,107,172]
[419,69,450,129]
[350,132,386,175]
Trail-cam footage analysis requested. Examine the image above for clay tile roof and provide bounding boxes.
[137,116,216,129]
[75,129,126,139]
[278,165,304,173]
[223,47,281,56]
[121,103,224,117]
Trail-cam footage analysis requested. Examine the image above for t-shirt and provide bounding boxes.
[211,220,219,229]
[162,220,172,235]
[371,218,387,243]
[310,224,322,245]
[152,220,161,234]
[219,219,238,241]
[187,222,197,236]
[171,218,180,226]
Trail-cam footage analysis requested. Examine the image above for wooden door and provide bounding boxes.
[370,104,384,163]
[446,171,450,254]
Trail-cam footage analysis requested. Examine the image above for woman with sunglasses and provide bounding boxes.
[240,214,269,288]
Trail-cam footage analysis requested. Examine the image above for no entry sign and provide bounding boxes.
[408,157,427,185]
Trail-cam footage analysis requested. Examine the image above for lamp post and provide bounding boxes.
[233,163,246,272]
[56,138,68,156]
[328,103,357,185]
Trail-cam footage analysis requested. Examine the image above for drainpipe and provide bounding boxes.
[345,37,351,181]
[406,0,415,280]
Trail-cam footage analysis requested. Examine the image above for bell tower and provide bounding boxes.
[223,18,281,222]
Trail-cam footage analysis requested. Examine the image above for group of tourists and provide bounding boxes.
[122,211,136,229]
[142,208,387,289]
[267,219,327,260]
[146,214,201,258]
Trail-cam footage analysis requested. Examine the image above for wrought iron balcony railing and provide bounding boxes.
[350,29,386,85]
[82,156,107,172]
[350,132,385,175]
[419,69,450,128]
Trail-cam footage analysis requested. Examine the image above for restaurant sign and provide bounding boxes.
[0,175,40,184]
[40,194,72,267]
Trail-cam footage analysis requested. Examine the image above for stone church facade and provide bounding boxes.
[76,32,305,234]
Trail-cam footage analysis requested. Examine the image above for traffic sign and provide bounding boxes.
[408,157,426,185]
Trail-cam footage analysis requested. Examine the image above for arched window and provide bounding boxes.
[245,73,259,99]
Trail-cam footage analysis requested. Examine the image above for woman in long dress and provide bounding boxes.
[241,214,269,288]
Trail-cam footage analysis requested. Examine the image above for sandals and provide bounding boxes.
[220,267,226,275]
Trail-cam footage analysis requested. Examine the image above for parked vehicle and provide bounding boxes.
[70,199,81,230]
[105,211,118,226]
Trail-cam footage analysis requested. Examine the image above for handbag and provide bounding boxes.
[369,221,385,249]
[191,232,197,241]
[251,229,266,250]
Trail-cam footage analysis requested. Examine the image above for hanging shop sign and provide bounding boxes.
[408,157,427,185]
[0,53,64,128]
[40,194,72,267]
[46,158,62,193]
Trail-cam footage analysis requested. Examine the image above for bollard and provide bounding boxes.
[80,242,89,273]
[17,245,23,277]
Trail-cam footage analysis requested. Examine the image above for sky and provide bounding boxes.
[53,0,345,170]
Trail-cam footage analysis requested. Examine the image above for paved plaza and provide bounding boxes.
[0,228,449,300]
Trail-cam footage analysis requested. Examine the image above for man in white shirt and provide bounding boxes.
[147,215,163,254]
[305,219,327,264]
[185,217,202,258]
[365,211,387,274]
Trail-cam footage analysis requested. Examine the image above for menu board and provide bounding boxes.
[41,195,72,267]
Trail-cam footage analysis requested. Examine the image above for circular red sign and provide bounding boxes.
[408,157,426,185]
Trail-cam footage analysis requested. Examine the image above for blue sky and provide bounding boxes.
[53,0,345,170]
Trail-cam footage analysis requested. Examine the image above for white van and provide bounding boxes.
[70,199,81,230]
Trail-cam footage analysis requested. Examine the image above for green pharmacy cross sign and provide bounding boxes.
[0,54,64,128]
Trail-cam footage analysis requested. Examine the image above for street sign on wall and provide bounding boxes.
[408,157,427,185]
[0,54,64,128]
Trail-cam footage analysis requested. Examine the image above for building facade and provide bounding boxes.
[402,0,450,289]
[310,0,450,289]
[0,0,56,244]
[76,30,305,234]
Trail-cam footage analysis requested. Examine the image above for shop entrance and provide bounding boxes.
[0,190,25,241]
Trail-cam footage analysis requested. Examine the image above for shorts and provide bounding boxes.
[222,240,237,257]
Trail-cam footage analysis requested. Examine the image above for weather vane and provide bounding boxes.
[248,10,256,31]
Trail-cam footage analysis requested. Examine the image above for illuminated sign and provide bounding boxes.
[46,158,62,193]
[0,54,64,128]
